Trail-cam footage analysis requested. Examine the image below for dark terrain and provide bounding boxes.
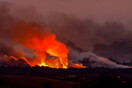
[0,66,132,88]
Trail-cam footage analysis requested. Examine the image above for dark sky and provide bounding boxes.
[10,0,132,26]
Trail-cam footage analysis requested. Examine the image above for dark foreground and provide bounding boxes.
[0,66,132,88]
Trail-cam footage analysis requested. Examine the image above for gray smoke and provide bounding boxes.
[68,47,130,68]
[0,42,30,66]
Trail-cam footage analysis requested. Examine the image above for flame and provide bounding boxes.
[7,22,83,69]
[70,64,84,68]
[11,22,68,68]
[23,34,69,69]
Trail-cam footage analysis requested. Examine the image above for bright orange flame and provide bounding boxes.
[9,22,83,69]
[25,35,69,68]
[70,64,84,68]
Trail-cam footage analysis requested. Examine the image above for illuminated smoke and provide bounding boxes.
[0,1,132,68]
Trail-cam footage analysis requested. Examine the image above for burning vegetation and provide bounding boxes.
[0,21,83,69]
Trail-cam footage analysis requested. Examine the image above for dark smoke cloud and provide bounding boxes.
[0,42,30,66]
[0,1,132,68]
[0,2,14,39]
[46,13,132,64]
[1,1,131,51]
[0,1,50,51]
[47,13,132,51]
[0,42,23,58]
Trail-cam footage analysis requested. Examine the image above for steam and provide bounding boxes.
[0,1,132,68]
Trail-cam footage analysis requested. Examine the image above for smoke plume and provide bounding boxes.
[47,13,132,51]
[0,1,132,68]
[67,42,131,68]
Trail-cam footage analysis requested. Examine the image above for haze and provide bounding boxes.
[8,0,132,26]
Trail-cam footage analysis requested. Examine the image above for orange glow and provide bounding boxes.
[9,22,68,68]
[23,34,69,69]
[8,22,83,69]
[70,64,84,68]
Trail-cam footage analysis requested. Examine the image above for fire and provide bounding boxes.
[22,34,69,69]
[6,22,83,69]
[31,35,68,68]
[9,22,68,68]
[70,64,84,68]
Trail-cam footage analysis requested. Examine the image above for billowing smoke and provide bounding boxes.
[47,13,132,51]
[0,1,49,67]
[0,1,132,68]
[46,13,132,66]
[67,42,131,68]
[0,42,30,66]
